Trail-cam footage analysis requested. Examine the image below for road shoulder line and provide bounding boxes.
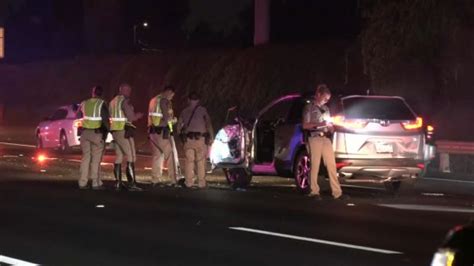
[229,227,403,255]
[0,255,39,266]
[0,142,36,148]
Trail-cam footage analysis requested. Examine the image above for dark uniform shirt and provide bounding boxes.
[178,104,213,135]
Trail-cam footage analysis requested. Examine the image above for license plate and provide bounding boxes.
[375,142,393,153]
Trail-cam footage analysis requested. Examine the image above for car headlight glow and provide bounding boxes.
[431,249,455,266]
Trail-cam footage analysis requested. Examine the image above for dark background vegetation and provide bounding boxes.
[0,0,473,141]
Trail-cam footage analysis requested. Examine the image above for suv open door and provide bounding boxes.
[210,108,252,188]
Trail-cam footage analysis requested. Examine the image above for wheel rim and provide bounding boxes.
[296,155,310,189]
[225,168,250,188]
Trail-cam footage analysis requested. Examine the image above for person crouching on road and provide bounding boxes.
[78,85,110,190]
[302,84,346,200]
[177,91,214,189]
[109,83,144,191]
[148,85,177,186]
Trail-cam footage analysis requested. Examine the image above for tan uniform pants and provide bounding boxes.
[308,136,342,198]
[79,129,105,188]
[149,133,176,184]
[184,138,207,188]
[112,130,136,163]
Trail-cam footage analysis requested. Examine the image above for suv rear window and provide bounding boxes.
[342,97,416,120]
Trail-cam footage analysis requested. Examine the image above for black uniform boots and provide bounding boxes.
[126,162,142,191]
[114,163,127,191]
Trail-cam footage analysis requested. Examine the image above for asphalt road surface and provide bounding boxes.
[0,143,473,266]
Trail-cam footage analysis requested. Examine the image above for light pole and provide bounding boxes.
[254,0,270,46]
[133,21,149,47]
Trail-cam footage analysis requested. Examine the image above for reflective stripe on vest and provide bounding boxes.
[109,95,128,131]
[149,95,163,126]
[82,98,104,129]
[167,101,175,133]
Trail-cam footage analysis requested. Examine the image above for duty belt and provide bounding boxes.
[148,126,167,134]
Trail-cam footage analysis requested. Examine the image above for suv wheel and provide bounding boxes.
[59,131,70,153]
[224,168,252,189]
[294,150,311,194]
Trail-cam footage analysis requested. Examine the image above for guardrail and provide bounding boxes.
[436,140,474,173]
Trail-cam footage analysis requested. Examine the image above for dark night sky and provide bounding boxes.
[0,0,360,61]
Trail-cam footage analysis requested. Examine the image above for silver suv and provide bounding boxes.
[210,93,436,193]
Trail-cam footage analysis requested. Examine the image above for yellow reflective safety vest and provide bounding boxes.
[148,95,163,127]
[81,98,104,129]
[109,95,128,131]
[167,102,175,133]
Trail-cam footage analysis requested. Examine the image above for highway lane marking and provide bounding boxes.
[421,192,445,197]
[229,227,403,255]
[3,155,19,158]
[378,204,474,213]
[0,142,36,148]
[0,141,189,160]
[0,254,39,266]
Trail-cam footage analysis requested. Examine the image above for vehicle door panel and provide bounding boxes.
[256,96,296,164]
[210,121,249,168]
[46,108,68,146]
[274,97,305,163]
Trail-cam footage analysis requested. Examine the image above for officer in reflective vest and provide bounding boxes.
[148,85,177,186]
[78,85,110,190]
[109,83,144,191]
[177,91,214,188]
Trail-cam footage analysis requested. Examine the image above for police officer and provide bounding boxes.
[177,91,214,188]
[78,85,110,190]
[148,85,177,186]
[302,84,346,200]
[109,83,144,191]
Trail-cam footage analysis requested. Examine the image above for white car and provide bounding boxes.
[35,104,112,152]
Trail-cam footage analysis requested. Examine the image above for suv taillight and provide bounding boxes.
[402,117,423,130]
[332,115,368,129]
[426,124,435,142]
